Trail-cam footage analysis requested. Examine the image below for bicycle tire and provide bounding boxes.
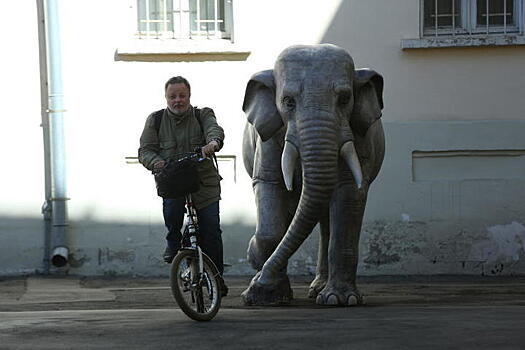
[170,249,221,321]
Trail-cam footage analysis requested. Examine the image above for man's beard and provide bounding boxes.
[168,105,189,116]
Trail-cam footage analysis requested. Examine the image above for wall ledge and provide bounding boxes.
[401,35,525,49]
[115,39,251,62]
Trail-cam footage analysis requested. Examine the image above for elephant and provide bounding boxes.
[241,44,385,306]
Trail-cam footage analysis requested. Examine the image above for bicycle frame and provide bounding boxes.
[180,193,221,281]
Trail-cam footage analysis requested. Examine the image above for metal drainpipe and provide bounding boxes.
[37,0,52,273]
[40,0,69,268]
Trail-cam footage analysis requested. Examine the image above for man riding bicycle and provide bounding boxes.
[138,76,227,296]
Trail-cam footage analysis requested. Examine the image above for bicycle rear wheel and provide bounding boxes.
[170,249,221,321]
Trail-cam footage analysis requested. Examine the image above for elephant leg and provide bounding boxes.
[316,182,367,306]
[242,180,294,305]
[308,212,329,298]
[247,181,291,270]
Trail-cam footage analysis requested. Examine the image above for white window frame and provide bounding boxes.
[421,0,524,37]
[135,0,234,41]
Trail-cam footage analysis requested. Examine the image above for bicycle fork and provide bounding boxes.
[185,197,205,284]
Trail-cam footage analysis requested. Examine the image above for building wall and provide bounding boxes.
[0,0,524,276]
[317,1,525,276]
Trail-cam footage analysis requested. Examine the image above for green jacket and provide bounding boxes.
[139,106,225,209]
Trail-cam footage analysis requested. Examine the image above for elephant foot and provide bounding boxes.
[307,275,327,298]
[315,283,364,307]
[241,271,293,306]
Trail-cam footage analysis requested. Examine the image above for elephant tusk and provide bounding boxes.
[281,141,299,191]
[340,141,363,189]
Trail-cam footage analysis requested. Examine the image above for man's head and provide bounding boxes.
[165,76,191,115]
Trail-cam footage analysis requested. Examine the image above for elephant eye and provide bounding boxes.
[282,96,296,111]
[337,91,351,107]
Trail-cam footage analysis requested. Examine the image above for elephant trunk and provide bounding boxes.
[260,114,339,282]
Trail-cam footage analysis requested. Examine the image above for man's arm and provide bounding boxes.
[199,108,225,158]
[138,113,165,170]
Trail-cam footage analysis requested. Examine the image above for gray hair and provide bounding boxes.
[164,76,191,95]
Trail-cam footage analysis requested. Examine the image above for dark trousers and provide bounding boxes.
[163,198,224,275]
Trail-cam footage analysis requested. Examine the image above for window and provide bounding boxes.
[422,0,523,36]
[116,0,249,61]
[136,0,233,40]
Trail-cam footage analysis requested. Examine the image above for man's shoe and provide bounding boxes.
[219,278,228,297]
[163,246,177,263]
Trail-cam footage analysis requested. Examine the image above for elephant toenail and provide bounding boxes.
[316,294,324,304]
[326,294,339,305]
[347,295,358,306]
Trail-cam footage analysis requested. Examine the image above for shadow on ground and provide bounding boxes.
[1,275,525,312]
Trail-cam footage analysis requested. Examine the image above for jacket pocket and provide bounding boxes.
[198,161,221,186]
[200,173,220,187]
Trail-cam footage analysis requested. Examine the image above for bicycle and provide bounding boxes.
[161,150,222,321]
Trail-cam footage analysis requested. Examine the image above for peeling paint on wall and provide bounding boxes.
[470,222,525,264]
[358,220,525,276]
[68,250,90,268]
[97,248,136,265]
[361,221,427,269]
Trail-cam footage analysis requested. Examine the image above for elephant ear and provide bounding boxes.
[351,69,384,137]
[242,70,283,141]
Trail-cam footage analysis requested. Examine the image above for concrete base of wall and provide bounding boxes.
[1,216,524,277]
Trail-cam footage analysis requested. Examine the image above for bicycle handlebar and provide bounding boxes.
[173,147,206,164]
[152,148,205,175]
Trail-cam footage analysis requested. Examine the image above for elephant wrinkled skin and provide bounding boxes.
[241,44,385,306]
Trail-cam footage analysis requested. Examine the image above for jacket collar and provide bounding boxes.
[166,105,193,124]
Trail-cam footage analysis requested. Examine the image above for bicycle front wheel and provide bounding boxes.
[170,249,221,321]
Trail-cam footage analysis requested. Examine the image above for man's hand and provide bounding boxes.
[201,140,220,158]
[153,160,166,172]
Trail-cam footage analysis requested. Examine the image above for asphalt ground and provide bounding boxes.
[1,275,525,349]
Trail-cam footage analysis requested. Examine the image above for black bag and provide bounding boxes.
[154,157,200,199]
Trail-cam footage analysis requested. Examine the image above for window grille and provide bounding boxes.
[136,0,232,39]
[422,0,523,37]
